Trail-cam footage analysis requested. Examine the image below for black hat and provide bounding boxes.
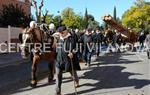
[57,26,67,32]
[96,26,100,30]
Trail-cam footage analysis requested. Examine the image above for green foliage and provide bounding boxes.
[40,7,99,30]
[88,20,99,30]
[53,15,62,29]
[0,4,32,27]
[83,8,89,29]
[134,0,146,8]
[122,0,150,32]
[62,14,82,29]
[61,7,82,29]
[87,14,99,29]
[88,14,95,21]
[41,14,62,29]
[61,7,75,19]
[41,14,54,24]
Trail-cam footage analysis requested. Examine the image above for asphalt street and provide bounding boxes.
[0,50,149,95]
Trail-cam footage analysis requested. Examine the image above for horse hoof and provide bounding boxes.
[30,80,37,88]
[30,83,37,88]
[48,78,53,83]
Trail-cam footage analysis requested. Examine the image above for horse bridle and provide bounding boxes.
[22,28,42,44]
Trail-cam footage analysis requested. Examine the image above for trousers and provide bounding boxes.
[55,66,79,94]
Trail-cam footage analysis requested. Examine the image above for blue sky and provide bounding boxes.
[31,0,138,24]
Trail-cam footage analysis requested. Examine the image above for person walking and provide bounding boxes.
[145,31,150,59]
[93,26,104,56]
[138,31,146,50]
[106,28,114,52]
[116,31,123,52]
[55,26,80,95]
[81,28,94,67]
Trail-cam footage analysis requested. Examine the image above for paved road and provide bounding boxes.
[0,51,149,95]
[0,53,28,67]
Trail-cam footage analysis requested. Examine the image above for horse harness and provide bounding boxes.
[22,27,54,55]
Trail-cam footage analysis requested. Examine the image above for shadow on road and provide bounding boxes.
[66,66,150,95]
[66,52,149,95]
[1,52,149,95]
[93,52,142,65]
[0,60,55,95]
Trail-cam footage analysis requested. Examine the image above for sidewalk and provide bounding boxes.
[0,53,29,67]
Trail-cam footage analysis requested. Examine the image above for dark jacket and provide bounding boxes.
[106,30,114,42]
[93,32,104,43]
[55,33,81,72]
[79,33,94,53]
[138,34,146,43]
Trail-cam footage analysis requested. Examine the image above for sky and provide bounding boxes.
[31,0,138,24]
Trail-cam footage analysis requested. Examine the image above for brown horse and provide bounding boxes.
[19,26,56,87]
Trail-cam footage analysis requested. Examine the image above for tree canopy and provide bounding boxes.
[61,7,82,29]
[39,7,99,30]
[122,0,150,32]
[0,4,32,27]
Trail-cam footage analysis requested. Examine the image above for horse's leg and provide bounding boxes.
[31,55,40,87]
[48,60,55,83]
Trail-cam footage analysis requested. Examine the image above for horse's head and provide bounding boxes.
[19,28,33,59]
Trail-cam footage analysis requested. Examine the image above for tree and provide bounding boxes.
[122,0,150,32]
[61,7,75,19]
[88,14,95,21]
[88,20,99,30]
[41,9,49,23]
[113,6,117,21]
[63,15,82,29]
[0,4,32,27]
[45,7,100,30]
[87,14,99,29]
[53,15,62,29]
[61,7,82,29]
[134,0,146,8]
[82,8,99,29]
[84,8,89,29]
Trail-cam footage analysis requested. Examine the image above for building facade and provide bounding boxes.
[0,0,31,16]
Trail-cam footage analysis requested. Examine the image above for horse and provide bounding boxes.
[19,26,56,88]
